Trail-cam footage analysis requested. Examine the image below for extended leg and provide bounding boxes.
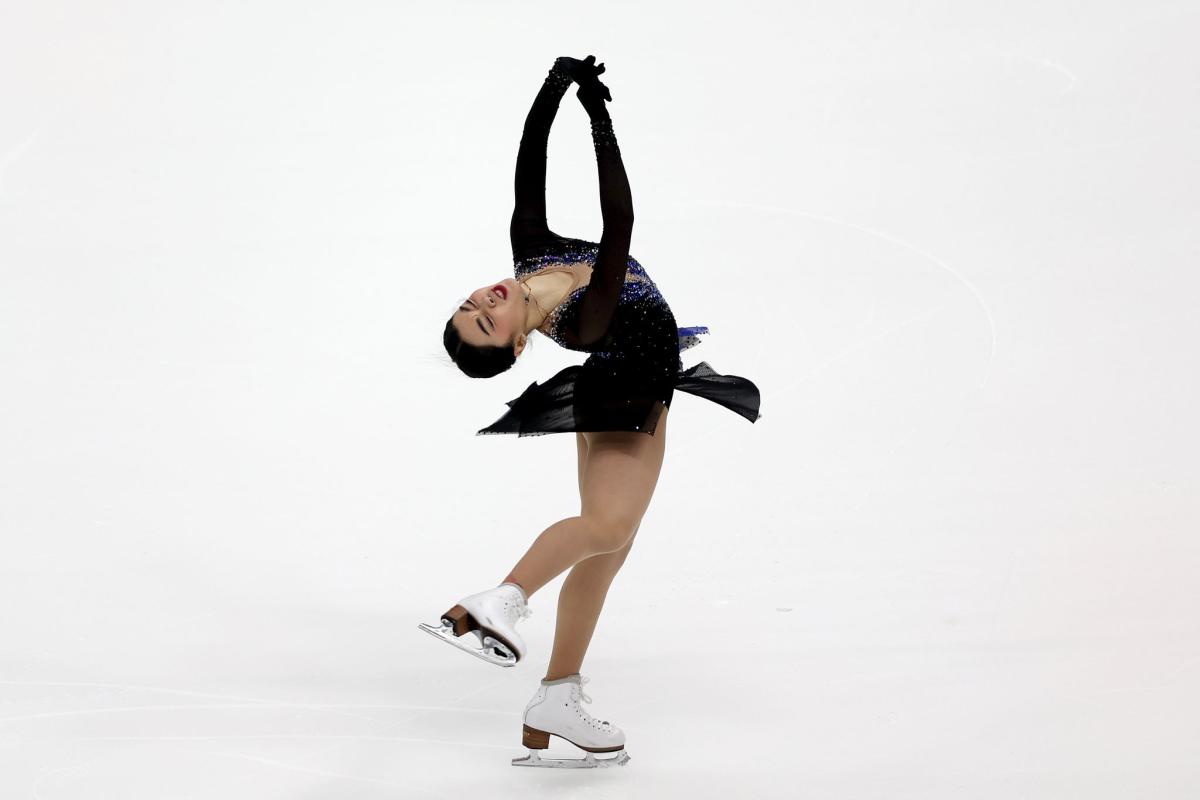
[503,408,667,598]
[544,522,639,681]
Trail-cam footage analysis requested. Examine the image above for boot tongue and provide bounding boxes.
[500,581,527,604]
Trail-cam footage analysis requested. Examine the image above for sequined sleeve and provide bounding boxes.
[510,59,573,262]
[557,116,634,352]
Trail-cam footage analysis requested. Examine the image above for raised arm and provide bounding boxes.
[510,59,574,260]
[563,67,635,350]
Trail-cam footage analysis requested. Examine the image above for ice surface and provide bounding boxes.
[2,1,1198,797]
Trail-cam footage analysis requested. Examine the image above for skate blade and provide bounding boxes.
[511,748,630,769]
[417,620,517,668]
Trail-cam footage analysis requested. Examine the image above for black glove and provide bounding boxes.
[558,55,612,117]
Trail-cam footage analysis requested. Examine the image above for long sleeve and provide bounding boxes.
[561,115,634,350]
[510,60,573,261]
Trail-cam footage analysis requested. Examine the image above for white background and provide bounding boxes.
[2,1,1197,797]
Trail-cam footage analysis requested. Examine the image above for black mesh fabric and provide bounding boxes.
[476,59,762,437]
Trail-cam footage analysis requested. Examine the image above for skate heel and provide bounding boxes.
[441,605,472,637]
[522,725,551,750]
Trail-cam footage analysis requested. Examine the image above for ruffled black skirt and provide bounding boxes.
[477,327,762,437]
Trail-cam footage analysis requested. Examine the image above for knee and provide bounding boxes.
[581,514,639,555]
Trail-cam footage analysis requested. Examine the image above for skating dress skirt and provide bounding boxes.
[477,235,763,437]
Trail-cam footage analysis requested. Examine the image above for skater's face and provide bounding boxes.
[454,278,526,351]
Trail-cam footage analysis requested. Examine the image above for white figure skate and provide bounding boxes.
[417,582,531,668]
[511,674,630,768]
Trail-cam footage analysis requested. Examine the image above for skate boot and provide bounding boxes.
[511,674,630,768]
[417,582,531,668]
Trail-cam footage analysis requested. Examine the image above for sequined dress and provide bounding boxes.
[476,60,762,437]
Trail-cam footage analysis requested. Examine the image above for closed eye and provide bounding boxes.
[463,299,495,331]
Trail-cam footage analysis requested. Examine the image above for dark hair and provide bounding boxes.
[443,313,519,378]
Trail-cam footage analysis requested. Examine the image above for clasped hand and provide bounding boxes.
[557,55,612,114]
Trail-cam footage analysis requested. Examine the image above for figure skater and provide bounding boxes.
[421,56,762,769]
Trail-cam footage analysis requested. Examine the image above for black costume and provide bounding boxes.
[477,59,762,437]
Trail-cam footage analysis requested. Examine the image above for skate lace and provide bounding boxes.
[573,676,610,729]
[515,603,533,622]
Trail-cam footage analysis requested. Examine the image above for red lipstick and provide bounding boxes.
[494,284,507,299]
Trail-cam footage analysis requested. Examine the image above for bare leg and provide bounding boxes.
[501,516,608,598]
[503,408,668,599]
[544,522,639,681]
[544,431,636,680]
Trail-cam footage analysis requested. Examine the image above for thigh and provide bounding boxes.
[576,432,589,498]
[580,407,668,534]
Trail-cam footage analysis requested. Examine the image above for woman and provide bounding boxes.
[422,56,762,769]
